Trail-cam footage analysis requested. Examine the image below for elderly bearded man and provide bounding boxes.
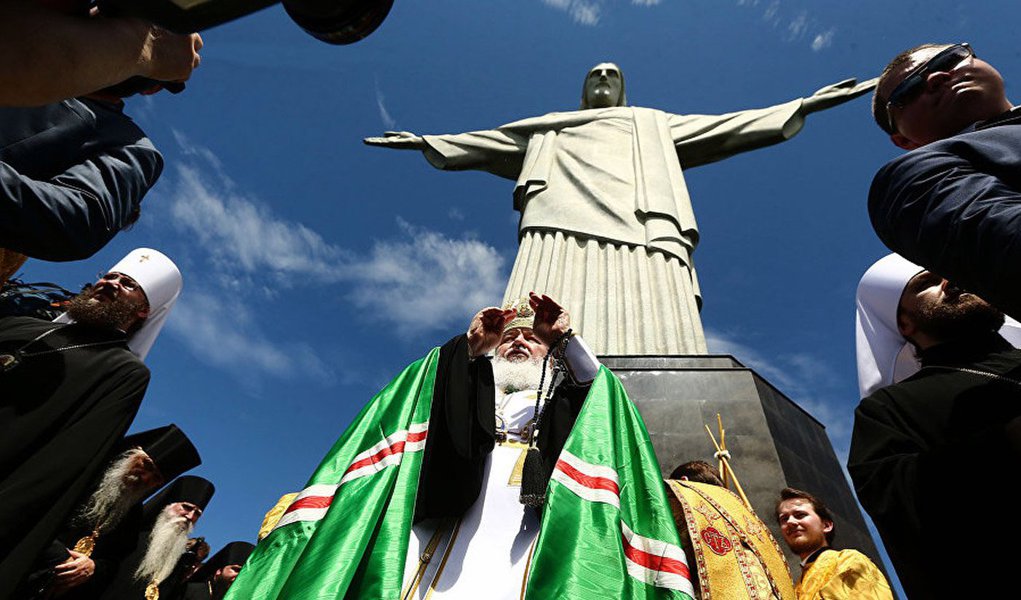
[0,248,182,594]
[849,253,1021,598]
[231,293,694,599]
[19,425,201,599]
[100,476,214,600]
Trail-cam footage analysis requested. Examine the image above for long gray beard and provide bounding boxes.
[75,450,148,532]
[134,509,193,585]
[492,355,549,395]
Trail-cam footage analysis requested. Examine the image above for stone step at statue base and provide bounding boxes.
[602,354,885,576]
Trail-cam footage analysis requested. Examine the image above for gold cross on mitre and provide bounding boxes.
[138,254,151,262]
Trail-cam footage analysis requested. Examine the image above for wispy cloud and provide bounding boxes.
[374,80,397,130]
[786,10,809,40]
[344,220,507,335]
[152,133,509,378]
[811,28,835,52]
[705,328,854,455]
[540,0,657,26]
[167,162,347,287]
[736,0,837,52]
[167,286,335,385]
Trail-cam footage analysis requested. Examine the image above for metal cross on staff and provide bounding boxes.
[704,413,752,509]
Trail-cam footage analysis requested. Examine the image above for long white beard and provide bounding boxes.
[75,450,148,532]
[134,508,193,585]
[492,355,548,395]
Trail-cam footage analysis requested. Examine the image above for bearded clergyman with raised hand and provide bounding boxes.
[229,293,695,599]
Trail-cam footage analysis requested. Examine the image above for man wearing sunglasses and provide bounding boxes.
[869,43,1021,322]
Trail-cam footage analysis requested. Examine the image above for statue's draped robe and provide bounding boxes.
[422,101,806,355]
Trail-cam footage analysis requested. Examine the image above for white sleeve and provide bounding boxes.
[563,335,600,384]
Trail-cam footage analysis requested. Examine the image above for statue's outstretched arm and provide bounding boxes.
[363,131,427,150]
[365,122,529,181]
[801,77,878,114]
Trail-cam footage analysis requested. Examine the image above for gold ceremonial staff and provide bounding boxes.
[704,413,753,510]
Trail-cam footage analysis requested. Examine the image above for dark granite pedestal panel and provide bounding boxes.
[601,355,883,575]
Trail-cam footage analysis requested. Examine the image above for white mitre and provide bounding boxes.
[855,253,1021,398]
[57,248,182,361]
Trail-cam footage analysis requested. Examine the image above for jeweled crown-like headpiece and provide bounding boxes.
[502,297,535,333]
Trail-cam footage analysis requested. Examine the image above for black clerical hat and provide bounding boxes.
[121,424,201,482]
[190,541,256,582]
[144,475,215,521]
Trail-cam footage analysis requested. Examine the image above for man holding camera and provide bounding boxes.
[0,0,202,283]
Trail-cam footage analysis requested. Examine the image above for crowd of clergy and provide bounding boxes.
[2,4,1021,597]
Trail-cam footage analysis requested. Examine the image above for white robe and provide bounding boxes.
[402,389,540,600]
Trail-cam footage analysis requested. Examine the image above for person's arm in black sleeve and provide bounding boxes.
[868,132,1021,320]
[414,334,495,521]
[0,106,162,261]
[847,393,929,538]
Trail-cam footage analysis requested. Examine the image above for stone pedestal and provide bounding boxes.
[602,354,883,572]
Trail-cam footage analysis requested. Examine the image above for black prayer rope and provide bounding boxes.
[528,328,573,448]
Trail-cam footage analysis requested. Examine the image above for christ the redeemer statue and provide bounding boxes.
[366,63,874,356]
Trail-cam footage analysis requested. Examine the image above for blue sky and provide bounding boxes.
[21,0,1019,592]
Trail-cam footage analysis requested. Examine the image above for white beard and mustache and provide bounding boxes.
[75,450,150,533]
[134,507,193,585]
[492,355,551,395]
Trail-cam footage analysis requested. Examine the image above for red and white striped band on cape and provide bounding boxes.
[272,422,428,532]
[551,450,695,596]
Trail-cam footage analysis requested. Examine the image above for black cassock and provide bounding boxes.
[95,523,193,600]
[20,504,146,600]
[0,316,149,597]
[413,334,589,521]
[181,582,213,600]
[848,332,1021,600]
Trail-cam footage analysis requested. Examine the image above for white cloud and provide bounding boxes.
[344,220,507,335]
[158,133,508,350]
[737,0,836,52]
[570,2,601,25]
[705,328,852,449]
[811,28,835,51]
[538,0,660,25]
[167,287,334,385]
[374,81,397,130]
[168,163,347,284]
[787,11,808,39]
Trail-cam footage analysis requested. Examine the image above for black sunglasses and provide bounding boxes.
[886,43,974,131]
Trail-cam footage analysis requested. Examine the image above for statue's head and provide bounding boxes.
[581,62,627,109]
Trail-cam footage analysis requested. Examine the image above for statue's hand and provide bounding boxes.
[363,131,427,149]
[529,292,571,348]
[802,76,878,114]
[467,307,516,358]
